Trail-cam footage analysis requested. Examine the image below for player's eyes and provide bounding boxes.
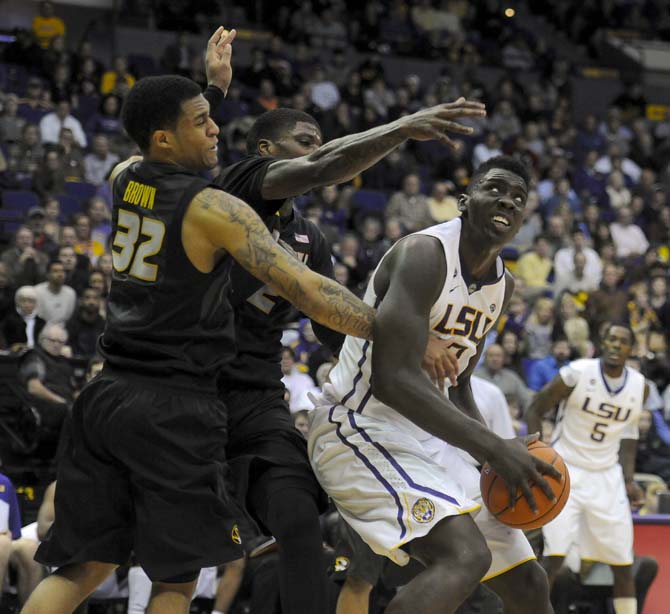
[490,186,499,193]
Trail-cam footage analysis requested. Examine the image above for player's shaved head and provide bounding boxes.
[122,75,202,152]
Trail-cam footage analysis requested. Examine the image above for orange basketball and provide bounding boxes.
[480,441,571,530]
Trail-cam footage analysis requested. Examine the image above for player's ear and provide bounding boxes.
[152,129,172,151]
[458,194,469,214]
[257,138,275,156]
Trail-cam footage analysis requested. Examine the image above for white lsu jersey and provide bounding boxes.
[328,218,507,441]
[553,358,645,471]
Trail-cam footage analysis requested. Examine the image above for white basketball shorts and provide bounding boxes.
[308,402,535,578]
[542,462,633,566]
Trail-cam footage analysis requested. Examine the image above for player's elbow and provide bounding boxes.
[371,364,412,407]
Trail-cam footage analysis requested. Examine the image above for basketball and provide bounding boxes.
[480,441,570,530]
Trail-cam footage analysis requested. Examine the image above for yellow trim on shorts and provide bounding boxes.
[580,557,634,567]
[481,555,537,582]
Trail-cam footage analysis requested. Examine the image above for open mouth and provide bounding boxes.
[491,214,511,229]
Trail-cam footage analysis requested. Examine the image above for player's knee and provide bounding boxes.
[267,488,320,539]
[520,562,551,603]
[436,530,491,581]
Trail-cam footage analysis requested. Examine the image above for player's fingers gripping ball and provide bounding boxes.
[480,441,570,530]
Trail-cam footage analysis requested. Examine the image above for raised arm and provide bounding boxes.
[186,188,373,340]
[259,99,486,199]
[525,374,575,435]
[370,236,560,509]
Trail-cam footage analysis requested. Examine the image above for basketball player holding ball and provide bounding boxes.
[527,323,648,614]
[309,156,562,614]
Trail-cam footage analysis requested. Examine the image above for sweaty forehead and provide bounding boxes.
[479,168,528,192]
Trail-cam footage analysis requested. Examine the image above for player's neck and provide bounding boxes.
[459,226,502,280]
[601,360,624,378]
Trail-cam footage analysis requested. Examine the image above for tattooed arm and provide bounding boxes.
[261,99,486,199]
[185,188,374,340]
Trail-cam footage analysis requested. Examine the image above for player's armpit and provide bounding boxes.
[525,375,574,435]
[189,188,374,340]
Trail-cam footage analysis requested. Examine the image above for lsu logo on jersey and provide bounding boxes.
[231,524,242,545]
[432,304,494,346]
[412,498,436,523]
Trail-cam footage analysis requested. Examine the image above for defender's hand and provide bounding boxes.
[487,433,563,513]
[205,26,237,94]
[397,97,486,148]
[422,335,459,391]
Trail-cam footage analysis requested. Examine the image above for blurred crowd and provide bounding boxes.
[0,0,669,611]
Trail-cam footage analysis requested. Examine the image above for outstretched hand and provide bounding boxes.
[205,26,237,94]
[397,97,486,148]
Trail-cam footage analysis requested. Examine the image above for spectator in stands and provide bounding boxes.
[34,260,76,324]
[3,29,44,72]
[636,409,670,483]
[544,177,581,216]
[0,94,26,144]
[56,245,87,294]
[85,196,112,246]
[356,216,386,281]
[515,234,554,298]
[60,225,90,271]
[161,31,196,75]
[66,287,104,359]
[0,263,15,323]
[1,226,48,286]
[606,169,632,211]
[610,206,650,259]
[87,269,108,314]
[100,55,136,95]
[385,173,432,231]
[0,472,22,606]
[1,285,45,351]
[427,181,459,222]
[5,123,43,183]
[83,134,119,186]
[553,251,600,296]
[487,100,522,142]
[475,343,532,414]
[17,79,52,126]
[508,189,542,254]
[25,206,58,256]
[595,142,641,183]
[553,226,602,285]
[496,328,525,378]
[309,65,341,111]
[42,195,61,243]
[47,60,74,103]
[32,148,66,197]
[72,213,105,265]
[57,127,84,181]
[524,296,558,360]
[527,338,572,391]
[32,1,65,49]
[585,263,630,341]
[280,346,315,413]
[39,99,87,148]
[557,292,591,357]
[85,95,124,139]
[472,131,502,169]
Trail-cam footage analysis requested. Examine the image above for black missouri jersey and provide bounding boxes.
[215,156,343,391]
[100,160,235,381]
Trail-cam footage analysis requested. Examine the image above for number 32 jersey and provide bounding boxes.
[553,358,645,470]
[100,160,236,381]
[329,218,506,440]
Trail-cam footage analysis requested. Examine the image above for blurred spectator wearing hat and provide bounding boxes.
[0,226,48,287]
[39,99,86,148]
[25,206,58,256]
[34,260,76,324]
[1,285,45,351]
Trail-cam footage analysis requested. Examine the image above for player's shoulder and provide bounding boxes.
[569,357,597,371]
[216,154,274,189]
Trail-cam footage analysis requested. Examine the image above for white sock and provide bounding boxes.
[613,597,637,614]
[212,610,226,614]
